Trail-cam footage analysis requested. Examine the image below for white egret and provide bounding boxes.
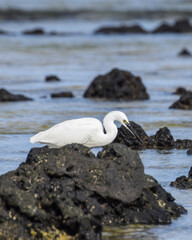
[30,111,142,148]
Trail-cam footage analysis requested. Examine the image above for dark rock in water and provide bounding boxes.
[155,127,175,148]
[0,88,33,102]
[51,91,74,98]
[173,87,190,95]
[170,167,192,189]
[0,29,8,34]
[114,121,149,149]
[152,19,192,33]
[187,149,192,155]
[0,143,186,239]
[22,28,45,35]
[178,48,192,56]
[115,122,176,149]
[169,92,192,109]
[175,139,192,149]
[95,25,147,34]
[170,175,192,189]
[115,121,192,150]
[84,68,149,100]
[22,28,72,36]
[188,167,192,177]
[45,75,61,82]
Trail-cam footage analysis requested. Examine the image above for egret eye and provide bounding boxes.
[123,120,127,124]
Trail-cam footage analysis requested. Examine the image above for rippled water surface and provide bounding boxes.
[0,1,192,239]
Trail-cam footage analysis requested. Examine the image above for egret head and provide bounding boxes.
[104,111,143,145]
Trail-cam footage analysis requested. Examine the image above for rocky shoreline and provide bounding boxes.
[0,143,186,239]
[95,19,192,34]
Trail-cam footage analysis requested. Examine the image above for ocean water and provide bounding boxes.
[0,1,192,239]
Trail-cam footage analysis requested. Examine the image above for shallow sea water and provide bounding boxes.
[0,1,192,239]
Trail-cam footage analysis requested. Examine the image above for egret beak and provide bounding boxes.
[124,122,143,144]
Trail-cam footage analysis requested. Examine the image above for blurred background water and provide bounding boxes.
[0,1,192,239]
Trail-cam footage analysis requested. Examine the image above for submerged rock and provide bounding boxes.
[0,29,9,34]
[170,167,192,189]
[178,48,192,57]
[169,92,192,110]
[84,68,149,100]
[22,28,71,36]
[51,91,74,98]
[22,28,45,35]
[152,19,192,33]
[0,88,33,102]
[0,143,186,239]
[95,25,147,34]
[45,75,61,82]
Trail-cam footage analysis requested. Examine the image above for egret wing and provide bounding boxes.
[31,117,103,147]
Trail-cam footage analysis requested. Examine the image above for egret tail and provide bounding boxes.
[30,132,44,144]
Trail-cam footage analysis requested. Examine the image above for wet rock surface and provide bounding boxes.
[169,92,192,109]
[0,143,186,239]
[84,68,149,100]
[95,25,147,34]
[51,91,74,98]
[0,88,33,102]
[170,167,192,189]
[114,121,192,150]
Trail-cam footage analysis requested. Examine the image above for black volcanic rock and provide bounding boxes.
[0,29,8,34]
[170,175,192,189]
[51,91,74,98]
[115,122,192,150]
[173,87,190,95]
[187,149,192,155]
[45,75,61,82]
[155,127,175,148]
[95,25,147,34]
[178,48,192,56]
[0,88,32,102]
[170,167,192,189]
[114,121,149,149]
[169,92,192,110]
[84,68,149,100]
[23,28,45,35]
[175,139,192,149]
[153,19,192,33]
[0,143,186,239]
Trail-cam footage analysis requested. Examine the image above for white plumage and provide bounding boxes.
[30,111,142,148]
